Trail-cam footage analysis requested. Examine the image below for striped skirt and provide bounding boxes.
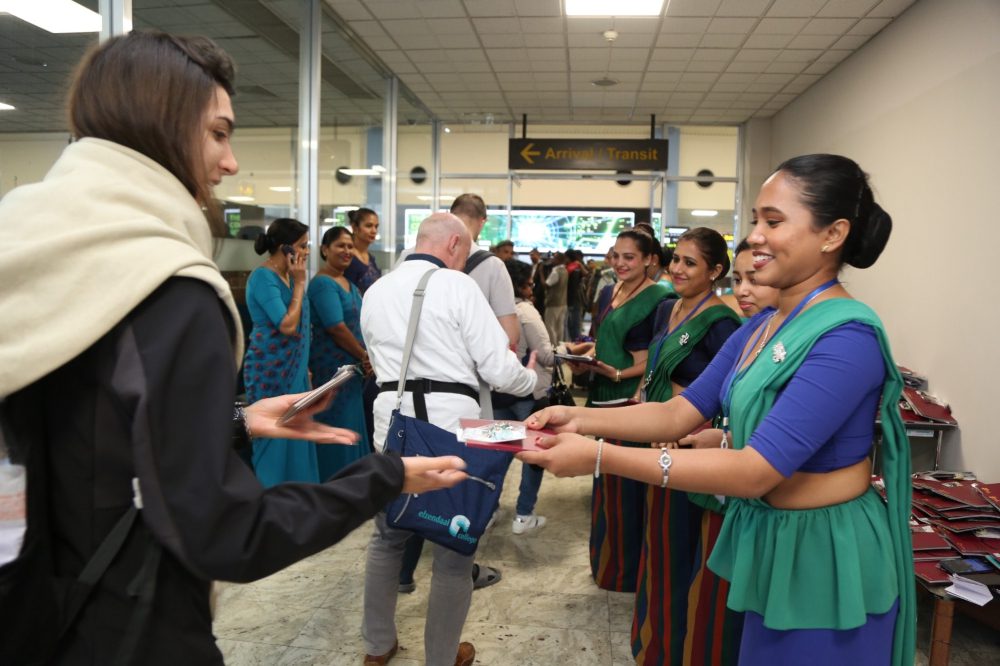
[589,439,647,592]
[683,509,744,665]
[632,489,743,665]
[632,486,701,664]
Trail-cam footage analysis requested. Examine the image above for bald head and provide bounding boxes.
[415,212,473,270]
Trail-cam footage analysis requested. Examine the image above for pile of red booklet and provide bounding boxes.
[910,477,1000,584]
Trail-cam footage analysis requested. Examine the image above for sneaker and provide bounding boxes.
[511,514,546,535]
[455,641,476,666]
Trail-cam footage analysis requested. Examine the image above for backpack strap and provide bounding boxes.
[463,249,492,275]
[58,502,138,641]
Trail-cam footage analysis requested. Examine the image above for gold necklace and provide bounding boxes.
[752,315,776,359]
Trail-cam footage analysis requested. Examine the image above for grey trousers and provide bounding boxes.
[362,512,475,666]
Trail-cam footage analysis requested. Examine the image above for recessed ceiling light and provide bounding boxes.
[591,77,619,87]
[691,209,719,217]
[0,102,15,111]
[0,0,101,33]
[565,0,663,17]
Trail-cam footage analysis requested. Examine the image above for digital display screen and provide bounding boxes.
[403,208,635,253]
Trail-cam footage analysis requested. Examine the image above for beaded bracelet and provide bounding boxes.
[594,438,605,479]
[233,404,254,449]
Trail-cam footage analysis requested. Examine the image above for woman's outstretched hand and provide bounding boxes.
[246,391,358,444]
[401,456,468,494]
[526,404,581,434]
[517,432,599,478]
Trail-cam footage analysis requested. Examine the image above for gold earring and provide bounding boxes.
[821,244,830,253]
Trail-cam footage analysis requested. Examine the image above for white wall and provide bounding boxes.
[766,0,1000,478]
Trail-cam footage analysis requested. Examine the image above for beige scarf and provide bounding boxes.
[0,138,243,397]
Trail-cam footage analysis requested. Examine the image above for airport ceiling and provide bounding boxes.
[0,0,916,132]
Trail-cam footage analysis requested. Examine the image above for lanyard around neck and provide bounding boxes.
[644,291,714,386]
[721,278,840,430]
[598,277,646,324]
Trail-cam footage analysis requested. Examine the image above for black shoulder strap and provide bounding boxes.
[463,249,492,275]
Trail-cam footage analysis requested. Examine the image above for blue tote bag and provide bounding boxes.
[381,268,511,555]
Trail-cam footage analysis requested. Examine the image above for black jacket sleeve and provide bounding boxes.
[116,278,403,582]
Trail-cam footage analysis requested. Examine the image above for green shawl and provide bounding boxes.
[642,304,740,404]
[706,299,914,666]
[590,283,670,404]
[642,303,740,513]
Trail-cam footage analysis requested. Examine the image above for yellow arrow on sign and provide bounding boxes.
[520,142,541,165]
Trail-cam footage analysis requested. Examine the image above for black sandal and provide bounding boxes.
[471,563,502,590]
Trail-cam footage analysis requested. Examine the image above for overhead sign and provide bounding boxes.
[508,138,669,171]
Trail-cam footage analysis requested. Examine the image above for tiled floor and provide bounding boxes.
[214,460,1000,665]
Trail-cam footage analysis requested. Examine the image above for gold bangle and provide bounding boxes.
[615,369,622,383]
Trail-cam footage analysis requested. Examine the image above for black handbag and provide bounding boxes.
[547,360,576,407]
[381,268,509,555]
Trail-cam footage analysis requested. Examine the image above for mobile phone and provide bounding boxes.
[281,244,295,260]
[553,352,598,365]
[277,365,358,425]
[940,557,994,575]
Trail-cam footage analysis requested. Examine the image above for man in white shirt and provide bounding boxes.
[394,194,519,592]
[360,212,536,666]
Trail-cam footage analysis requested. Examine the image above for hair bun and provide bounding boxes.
[253,233,271,256]
[845,202,891,269]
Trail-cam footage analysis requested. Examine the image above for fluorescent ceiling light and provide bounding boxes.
[0,102,15,111]
[226,195,255,203]
[691,209,718,217]
[0,0,101,33]
[338,168,383,177]
[269,186,292,192]
[416,195,457,202]
[565,0,663,17]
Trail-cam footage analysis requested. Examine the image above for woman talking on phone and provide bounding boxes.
[523,154,913,666]
[245,218,318,486]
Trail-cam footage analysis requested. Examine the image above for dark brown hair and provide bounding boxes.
[67,31,236,235]
[616,229,656,257]
[773,154,891,269]
[676,227,731,281]
[347,207,378,227]
[253,218,308,256]
[450,193,487,221]
[319,226,353,260]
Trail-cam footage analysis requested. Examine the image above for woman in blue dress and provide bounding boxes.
[244,218,318,486]
[344,207,381,294]
[308,226,370,478]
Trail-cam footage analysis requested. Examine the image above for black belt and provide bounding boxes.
[378,379,479,421]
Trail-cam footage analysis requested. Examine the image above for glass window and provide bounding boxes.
[0,1,99,194]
